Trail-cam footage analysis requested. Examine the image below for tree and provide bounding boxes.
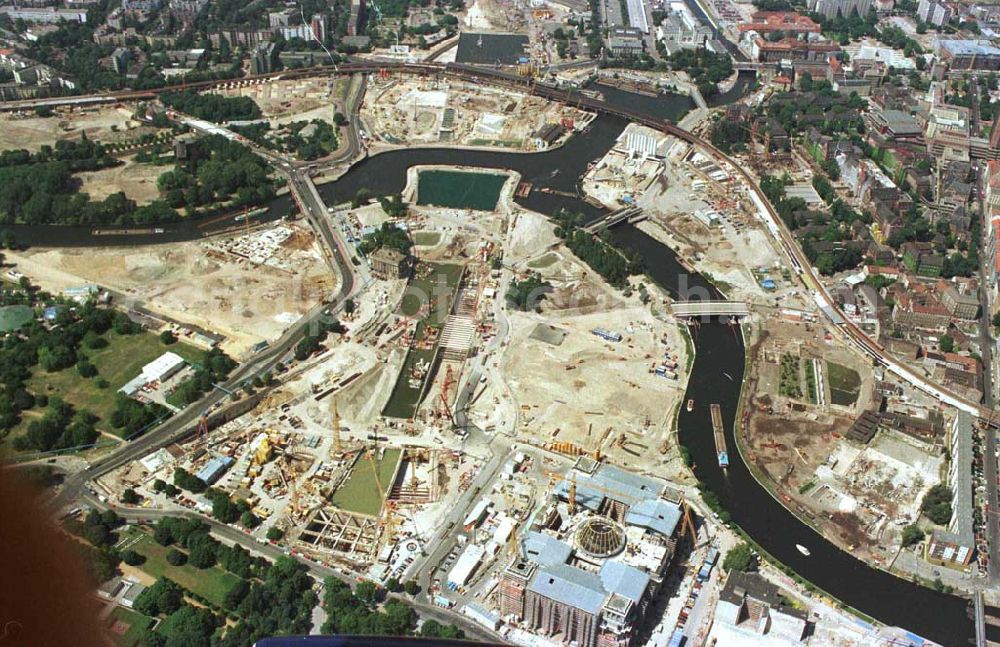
[333,112,348,127]
[155,604,216,647]
[77,358,97,378]
[385,577,401,593]
[723,542,755,572]
[403,580,420,596]
[223,579,251,610]
[266,526,284,541]
[173,468,207,494]
[121,549,145,566]
[166,548,187,566]
[421,620,464,639]
[939,334,954,353]
[922,484,953,525]
[160,330,177,345]
[355,580,380,605]
[134,578,184,617]
[901,524,925,547]
[240,510,259,529]
[344,298,356,315]
[122,488,141,505]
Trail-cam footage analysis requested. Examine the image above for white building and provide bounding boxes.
[141,351,186,383]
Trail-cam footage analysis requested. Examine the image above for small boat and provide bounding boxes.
[717,451,729,468]
[723,372,734,382]
[687,399,694,412]
[796,544,810,557]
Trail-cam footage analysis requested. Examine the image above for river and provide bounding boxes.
[7,100,974,643]
[307,117,972,645]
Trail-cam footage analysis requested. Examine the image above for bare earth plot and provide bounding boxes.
[76,157,166,204]
[5,224,333,357]
[0,105,158,150]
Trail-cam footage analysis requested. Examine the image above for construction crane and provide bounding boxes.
[437,365,456,425]
[365,450,398,548]
[330,397,342,456]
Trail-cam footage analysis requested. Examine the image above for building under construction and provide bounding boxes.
[499,459,690,647]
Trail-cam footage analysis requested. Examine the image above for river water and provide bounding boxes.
[9,94,973,642]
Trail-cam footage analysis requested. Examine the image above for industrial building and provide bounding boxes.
[707,571,808,646]
[936,39,1000,71]
[499,461,686,647]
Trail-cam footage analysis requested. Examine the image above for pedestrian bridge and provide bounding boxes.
[670,300,751,317]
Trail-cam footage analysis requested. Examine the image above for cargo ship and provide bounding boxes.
[711,404,728,469]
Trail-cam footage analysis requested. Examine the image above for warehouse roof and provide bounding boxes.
[521,531,572,567]
[598,560,649,603]
[624,498,682,537]
[939,39,1000,57]
[529,563,606,615]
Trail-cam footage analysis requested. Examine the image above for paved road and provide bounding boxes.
[975,161,1000,593]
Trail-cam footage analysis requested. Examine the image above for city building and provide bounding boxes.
[0,6,87,22]
[749,36,840,63]
[499,461,683,647]
[111,47,130,74]
[809,0,872,20]
[936,39,1000,71]
[251,41,278,74]
[918,0,953,27]
[369,247,411,279]
[608,27,644,57]
[707,571,808,646]
[940,284,980,319]
[657,1,712,54]
[268,7,300,27]
[737,11,821,37]
[926,528,975,569]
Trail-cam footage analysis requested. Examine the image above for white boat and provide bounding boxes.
[796,544,810,557]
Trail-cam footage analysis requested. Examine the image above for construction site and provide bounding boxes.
[739,312,952,565]
[5,221,333,357]
[215,77,347,128]
[0,102,164,151]
[361,75,593,149]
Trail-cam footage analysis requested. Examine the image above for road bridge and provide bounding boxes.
[670,300,751,317]
[582,206,646,233]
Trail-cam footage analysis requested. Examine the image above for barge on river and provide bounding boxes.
[711,403,728,468]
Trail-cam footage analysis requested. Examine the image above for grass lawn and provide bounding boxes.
[130,531,242,608]
[331,448,402,516]
[412,231,441,247]
[107,606,154,647]
[27,331,204,435]
[826,361,862,406]
[527,253,558,269]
